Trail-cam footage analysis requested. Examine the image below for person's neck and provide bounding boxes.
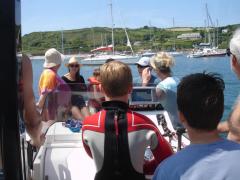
[49,67,57,73]
[68,72,76,80]
[105,95,129,104]
[159,73,171,81]
[187,128,222,144]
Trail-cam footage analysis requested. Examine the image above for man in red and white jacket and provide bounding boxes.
[82,61,173,180]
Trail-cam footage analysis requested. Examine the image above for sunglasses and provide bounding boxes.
[69,64,79,68]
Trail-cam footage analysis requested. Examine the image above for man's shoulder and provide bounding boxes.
[41,69,56,78]
[130,111,159,130]
[82,111,106,132]
[131,111,151,122]
[83,111,103,124]
[153,146,194,179]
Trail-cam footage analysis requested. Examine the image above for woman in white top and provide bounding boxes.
[142,52,182,129]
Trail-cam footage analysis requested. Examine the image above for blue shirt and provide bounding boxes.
[153,139,240,180]
[134,75,159,86]
[156,77,182,129]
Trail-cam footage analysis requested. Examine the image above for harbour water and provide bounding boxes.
[31,55,240,121]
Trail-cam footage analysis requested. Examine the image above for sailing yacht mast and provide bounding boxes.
[61,30,64,54]
[173,17,176,51]
[205,4,216,47]
[110,0,115,55]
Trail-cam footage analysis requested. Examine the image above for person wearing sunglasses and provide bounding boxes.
[62,56,90,120]
[218,29,240,143]
[134,57,159,86]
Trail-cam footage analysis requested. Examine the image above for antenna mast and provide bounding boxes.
[110,0,115,54]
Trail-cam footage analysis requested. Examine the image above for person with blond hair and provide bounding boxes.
[218,29,240,143]
[82,61,173,180]
[143,52,182,129]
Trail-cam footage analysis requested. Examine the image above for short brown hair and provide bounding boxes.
[93,68,100,77]
[100,61,132,97]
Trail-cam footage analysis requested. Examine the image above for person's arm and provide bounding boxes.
[36,93,47,110]
[217,121,229,133]
[144,130,173,175]
[22,55,44,147]
[142,67,151,86]
[227,100,240,143]
[156,87,166,99]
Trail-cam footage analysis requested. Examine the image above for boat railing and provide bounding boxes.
[41,83,164,122]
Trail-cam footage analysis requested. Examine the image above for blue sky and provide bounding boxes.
[22,0,240,35]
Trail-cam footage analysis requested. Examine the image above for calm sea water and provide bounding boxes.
[31,55,240,121]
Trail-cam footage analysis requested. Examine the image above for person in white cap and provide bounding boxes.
[134,56,159,86]
[37,48,70,116]
[218,29,240,143]
[62,56,90,120]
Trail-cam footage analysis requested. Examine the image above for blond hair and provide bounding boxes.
[100,61,132,97]
[150,52,175,73]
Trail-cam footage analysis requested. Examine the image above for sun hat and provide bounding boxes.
[135,57,150,67]
[43,48,65,68]
[65,56,82,67]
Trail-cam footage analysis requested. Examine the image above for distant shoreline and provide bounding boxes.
[29,54,88,60]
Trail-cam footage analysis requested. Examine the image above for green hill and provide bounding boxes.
[22,24,240,56]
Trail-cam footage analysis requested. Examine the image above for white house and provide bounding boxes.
[177,33,202,40]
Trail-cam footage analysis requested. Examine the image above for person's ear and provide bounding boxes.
[178,111,187,125]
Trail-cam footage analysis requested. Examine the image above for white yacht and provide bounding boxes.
[30,85,190,180]
[81,53,140,65]
[187,45,226,58]
[187,5,227,59]
[81,0,139,64]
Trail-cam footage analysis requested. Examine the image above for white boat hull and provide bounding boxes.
[81,55,140,65]
[33,110,190,180]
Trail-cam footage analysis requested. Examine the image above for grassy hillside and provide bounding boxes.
[22,24,240,55]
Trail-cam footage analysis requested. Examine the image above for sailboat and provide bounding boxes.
[168,18,183,57]
[81,0,139,65]
[187,4,226,58]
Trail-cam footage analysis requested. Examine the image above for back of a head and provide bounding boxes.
[150,52,174,74]
[100,61,132,98]
[177,72,225,131]
[93,68,100,77]
[230,29,240,63]
[105,58,115,63]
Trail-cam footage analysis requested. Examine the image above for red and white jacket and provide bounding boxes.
[82,104,173,175]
